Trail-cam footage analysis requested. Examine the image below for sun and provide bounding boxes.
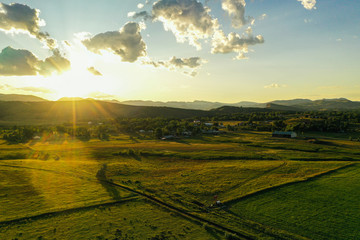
[45,69,93,98]
[31,41,130,101]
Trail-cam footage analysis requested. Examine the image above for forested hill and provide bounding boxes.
[0,100,211,124]
[0,98,360,125]
[0,93,47,102]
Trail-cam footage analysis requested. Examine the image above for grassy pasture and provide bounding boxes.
[229,164,360,240]
[0,131,359,239]
[0,159,134,222]
[0,199,221,240]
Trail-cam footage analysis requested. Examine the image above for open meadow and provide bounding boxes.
[0,131,359,239]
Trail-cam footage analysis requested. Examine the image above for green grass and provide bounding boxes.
[0,131,358,239]
[0,200,221,240]
[0,159,134,222]
[228,164,360,240]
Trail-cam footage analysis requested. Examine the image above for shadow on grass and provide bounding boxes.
[96,164,122,200]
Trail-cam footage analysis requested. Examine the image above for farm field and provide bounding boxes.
[229,164,360,240]
[0,131,359,239]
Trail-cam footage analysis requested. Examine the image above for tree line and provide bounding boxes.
[1,110,359,143]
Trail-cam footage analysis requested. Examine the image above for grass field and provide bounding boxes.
[0,131,359,239]
[0,199,223,240]
[228,164,360,240]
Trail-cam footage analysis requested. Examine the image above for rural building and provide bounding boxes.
[272,131,297,138]
[182,131,192,136]
[161,135,175,140]
[202,129,220,134]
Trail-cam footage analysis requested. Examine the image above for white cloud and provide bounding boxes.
[17,86,55,94]
[0,3,57,49]
[128,10,152,20]
[86,91,118,100]
[221,0,252,28]
[0,47,70,76]
[259,13,267,21]
[143,56,205,77]
[82,22,147,63]
[127,11,136,17]
[145,56,203,69]
[152,0,219,50]
[211,27,264,60]
[264,83,286,89]
[297,0,317,10]
[137,3,145,9]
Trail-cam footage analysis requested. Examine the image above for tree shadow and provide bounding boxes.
[96,164,122,201]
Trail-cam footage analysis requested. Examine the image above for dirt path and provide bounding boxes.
[102,179,256,240]
[0,160,322,240]
[0,162,256,239]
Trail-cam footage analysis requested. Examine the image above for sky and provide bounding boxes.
[0,0,359,103]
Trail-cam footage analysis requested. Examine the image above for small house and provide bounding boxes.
[272,131,297,138]
[161,135,175,140]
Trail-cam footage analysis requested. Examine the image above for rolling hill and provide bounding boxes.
[0,93,360,124]
[292,98,360,111]
[0,100,210,124]
[121,98,360,111]
[0,93,47,102]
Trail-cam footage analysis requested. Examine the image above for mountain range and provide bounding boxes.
[0,93,359,125]
[120,98,360,111]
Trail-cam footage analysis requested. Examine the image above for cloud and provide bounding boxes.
[0,84,54,94]
[0,46,70,76]
[183,71,197,77]
[0,46,40,76]
[0,3,57,49]
[82,22,147,63]
[259,14,267,21]
[18,86,54,94]
[167,56,203,69]
[264,83,286,89]
[0,84,12,90]
[143,56,205,77]
[297,0,316,10]
[128,11,153,21]
[211,27,264,59]
[38,49,71,76]
[87,66,102,76]
[221,0,252,28]
[137,3,145,9]
[152,0,218,49]
[144,56,203,69]
[87,91,117,100]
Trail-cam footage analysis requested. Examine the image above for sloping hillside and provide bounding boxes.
[0,94,47,102]
[0,100,209,124]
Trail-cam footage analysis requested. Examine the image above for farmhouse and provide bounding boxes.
[272,131,297,138]
[161,135,175,140]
